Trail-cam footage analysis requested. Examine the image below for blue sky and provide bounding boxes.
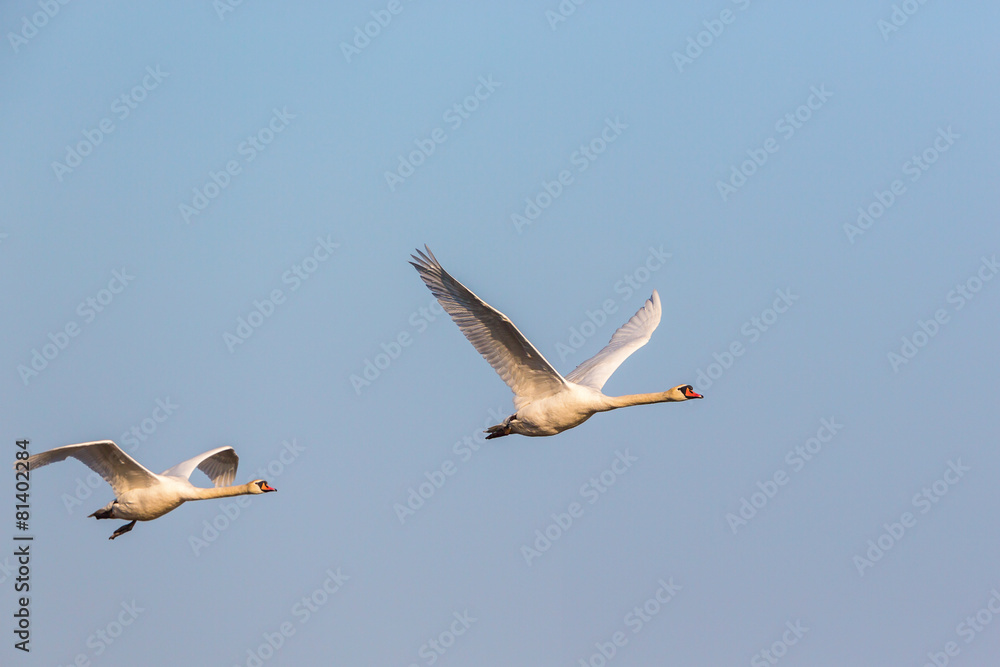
[2,2,999,665]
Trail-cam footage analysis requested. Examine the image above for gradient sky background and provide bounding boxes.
[3,2,999,666]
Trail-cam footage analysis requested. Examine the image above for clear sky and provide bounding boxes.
[3,2,999,665]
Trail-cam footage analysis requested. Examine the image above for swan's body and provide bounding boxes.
[25,441,275,539]
[410,246,702,438]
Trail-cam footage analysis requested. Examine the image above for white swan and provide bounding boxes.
[410,246,702,438]
[25,441,276,539]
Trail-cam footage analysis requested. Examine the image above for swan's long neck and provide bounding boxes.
[183,482,257,502]
[603,391,679,409]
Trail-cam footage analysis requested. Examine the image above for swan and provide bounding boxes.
[410,246,702,438]
[24,441,276,539]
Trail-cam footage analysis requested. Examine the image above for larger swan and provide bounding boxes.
[25,441,276,539]
[410,246,702,438]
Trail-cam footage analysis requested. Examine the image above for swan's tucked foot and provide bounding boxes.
[485,423,512,440]
[109,520,136,540]
[89,505,114,520]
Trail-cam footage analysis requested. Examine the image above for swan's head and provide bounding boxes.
[250,480,277,494]
[669,384,703,401]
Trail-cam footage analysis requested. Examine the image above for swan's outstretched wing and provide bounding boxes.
[25,440,158,497]
[565,290,662,391]
[160,446,238,487]
[410,246,568,408]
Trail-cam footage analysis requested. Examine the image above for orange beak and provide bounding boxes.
[683,387,703,399]
[261,483,277,492]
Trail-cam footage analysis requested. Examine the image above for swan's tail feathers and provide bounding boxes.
[485,423,512,440]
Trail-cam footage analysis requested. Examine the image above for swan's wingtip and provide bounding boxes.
[410,245,439,268]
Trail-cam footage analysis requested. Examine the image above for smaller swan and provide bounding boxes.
[24,441,276,540]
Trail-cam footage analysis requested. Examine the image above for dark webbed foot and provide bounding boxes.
[109,520,136,540]
[485,415,516,440]
[485,425,512,440]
